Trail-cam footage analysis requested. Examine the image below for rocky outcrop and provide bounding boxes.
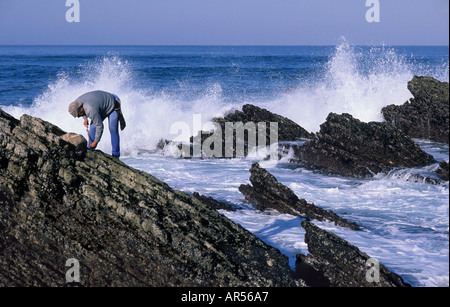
[187,104,313,158]
[292,113,435,178]
[239,163,360,230]
[235,162,411,287]
[382,76,449,144]
[296,221,411,287]
[214,104,314,142]
[0,109,301,287]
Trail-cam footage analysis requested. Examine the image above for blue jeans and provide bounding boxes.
[88,110,120,156]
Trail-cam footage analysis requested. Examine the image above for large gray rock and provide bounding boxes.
[60,132,87,156]
[0,109,301,287]
[382,76,449,144]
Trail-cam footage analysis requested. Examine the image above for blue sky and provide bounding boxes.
[0,0,448,45]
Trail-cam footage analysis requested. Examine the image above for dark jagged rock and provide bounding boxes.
[192,192,237,212]
[437,161,449,181]
[0,109,302,287]
[297,221,411,287]
[239,162,360,230]
[294,113,435,178]
[186,104,314,158]
[382,76,449,144]
[215,104,314,142]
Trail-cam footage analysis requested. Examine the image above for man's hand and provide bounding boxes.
[84,118,89,128]
[90,141,98,149]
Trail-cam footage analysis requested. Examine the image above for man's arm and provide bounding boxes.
[86,110,104,144]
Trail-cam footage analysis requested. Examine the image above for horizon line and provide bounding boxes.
[0,44,449,48]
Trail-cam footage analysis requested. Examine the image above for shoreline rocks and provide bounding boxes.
[292,113,435,178]
[0,109,300,287]
[296,221,411,287]
[180,104,314,159]
[382,76,449,144]
[0,108,418,288]
[2,74,442,287]
[161,76,444,181]
[214,104,314,142]
[239,162,360,230]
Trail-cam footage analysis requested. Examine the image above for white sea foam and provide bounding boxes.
[3,56,231,156]
[261,40,420,133]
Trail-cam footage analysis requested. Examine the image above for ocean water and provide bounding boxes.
[0,41,448,287]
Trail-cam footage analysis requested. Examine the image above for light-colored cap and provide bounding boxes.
[68,100,83,118]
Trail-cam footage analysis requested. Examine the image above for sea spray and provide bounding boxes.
[2,42,447,153]
[3,56,231,156]
[265,40,417,133]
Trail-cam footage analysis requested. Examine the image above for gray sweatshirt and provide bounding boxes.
[76,90,116,143]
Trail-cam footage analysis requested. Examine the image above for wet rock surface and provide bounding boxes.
[296,221,411,287]
[382,76,449,144]
[293,113,435,178]
[192,192,238,212]
[214,104,314,142]
[239,162,360,230]
[237,162,410,287]
[0,109,300,287]
[186,104,313,158]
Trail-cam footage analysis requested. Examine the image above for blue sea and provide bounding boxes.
[0,41,448,287]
